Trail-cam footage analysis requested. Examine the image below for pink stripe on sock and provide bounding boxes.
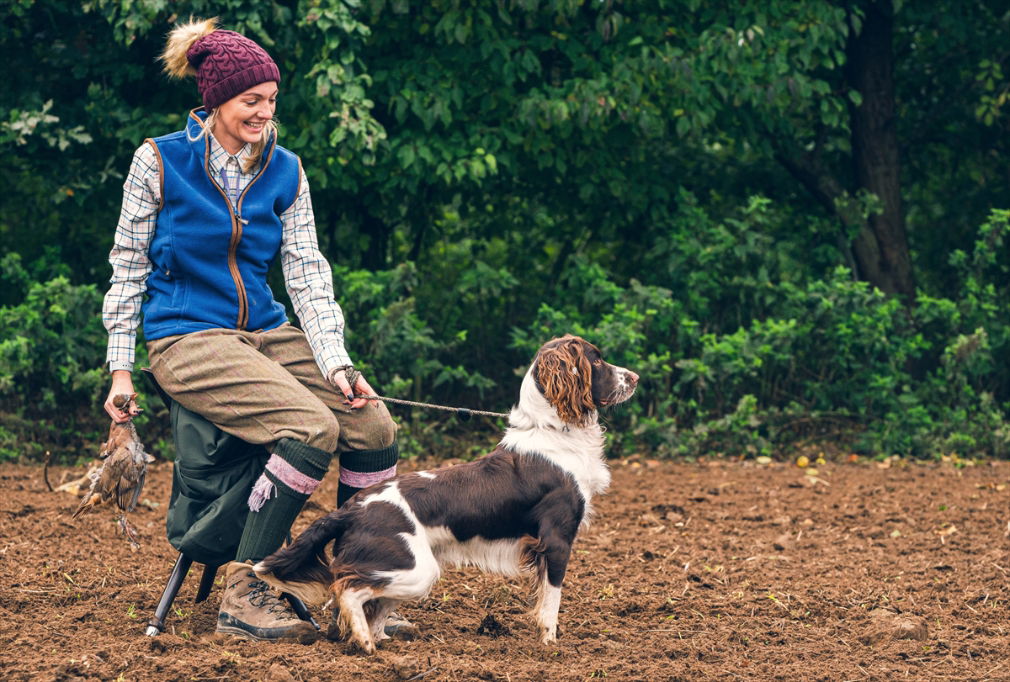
[339,464,397,489]
[264,453,323,496]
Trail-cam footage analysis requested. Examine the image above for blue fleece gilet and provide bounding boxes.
[142,109,300,341]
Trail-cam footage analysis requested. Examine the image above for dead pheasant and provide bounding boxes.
[72,393,154,548]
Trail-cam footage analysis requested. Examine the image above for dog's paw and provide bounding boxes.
[352,637,376,655]
[540,627,558,644]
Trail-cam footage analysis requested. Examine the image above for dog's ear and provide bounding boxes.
[536,337,595,425]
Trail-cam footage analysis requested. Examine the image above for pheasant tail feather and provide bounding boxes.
[72,493,100,520]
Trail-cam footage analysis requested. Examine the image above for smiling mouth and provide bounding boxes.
[244,121,265,131]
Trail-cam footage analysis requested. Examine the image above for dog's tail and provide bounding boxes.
[253,511,348,606]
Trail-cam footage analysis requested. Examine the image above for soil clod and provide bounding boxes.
[476,613,510,638]
[859,609,929,645]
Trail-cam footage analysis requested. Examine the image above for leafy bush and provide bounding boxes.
[0,254,109,460]
[506,210,1010,460]
[335,262,500,458]
[668,210,1010,458]
[4,206,1010,463]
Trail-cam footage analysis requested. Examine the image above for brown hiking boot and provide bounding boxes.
[215,561,318,643]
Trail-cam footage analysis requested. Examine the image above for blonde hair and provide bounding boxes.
[163,17,279,173]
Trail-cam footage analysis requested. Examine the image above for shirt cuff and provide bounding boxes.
[326,365,355,385]
[317,347,354,381]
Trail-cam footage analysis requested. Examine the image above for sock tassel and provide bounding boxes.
[247,473,276,512]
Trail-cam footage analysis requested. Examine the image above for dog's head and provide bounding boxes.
[532,335,638,426]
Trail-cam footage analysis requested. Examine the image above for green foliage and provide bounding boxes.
[5,204,1010,462]
[0,254,108,459]
[334,262,499,458]
[667,211,1010,459]
[1,100,93,149]
[502,210,1010,460]
[0,255,106,409]
[337,262,495,399]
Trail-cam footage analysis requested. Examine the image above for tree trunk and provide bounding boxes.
[360,211,390,271]
[846,0,916,300]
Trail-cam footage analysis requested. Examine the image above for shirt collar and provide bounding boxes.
[207,132,253,174]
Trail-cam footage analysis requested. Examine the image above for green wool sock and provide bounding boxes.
[337,442,399,507]
[235,438,331,563]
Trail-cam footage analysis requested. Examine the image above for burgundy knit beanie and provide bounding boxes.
[185,29,281,111]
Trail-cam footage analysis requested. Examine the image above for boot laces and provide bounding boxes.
[241,576,297,617]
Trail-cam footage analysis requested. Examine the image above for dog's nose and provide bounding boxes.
[626,371,639,385]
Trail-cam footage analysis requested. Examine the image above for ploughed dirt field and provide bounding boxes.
[1,454,1008,681]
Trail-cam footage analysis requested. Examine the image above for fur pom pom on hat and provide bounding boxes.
[160,17,280,111]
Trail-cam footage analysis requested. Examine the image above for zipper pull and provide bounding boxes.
[237,214,249,225]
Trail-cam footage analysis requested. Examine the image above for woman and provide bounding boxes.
[102,18,400,643]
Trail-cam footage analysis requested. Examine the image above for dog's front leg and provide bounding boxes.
[533,536,572,643]
[535,573,564,643]
[337,586,378,654]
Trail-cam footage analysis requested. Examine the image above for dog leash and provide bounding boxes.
[350,393,509,421]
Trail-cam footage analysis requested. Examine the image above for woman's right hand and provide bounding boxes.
[105,369,137,423]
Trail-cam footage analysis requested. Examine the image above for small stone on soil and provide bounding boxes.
[265,662,296,682]
[389,655,422,679]
[859,609,928,645]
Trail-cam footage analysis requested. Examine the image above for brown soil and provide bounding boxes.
[2,456,1008,681]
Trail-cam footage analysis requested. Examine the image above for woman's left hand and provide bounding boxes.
[331,369,379,409]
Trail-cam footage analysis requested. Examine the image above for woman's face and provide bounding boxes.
[212,81,278,155]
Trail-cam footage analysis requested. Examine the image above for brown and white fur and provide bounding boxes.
[254,335,638,653]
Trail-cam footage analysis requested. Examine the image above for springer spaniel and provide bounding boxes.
[254,335,638,653]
